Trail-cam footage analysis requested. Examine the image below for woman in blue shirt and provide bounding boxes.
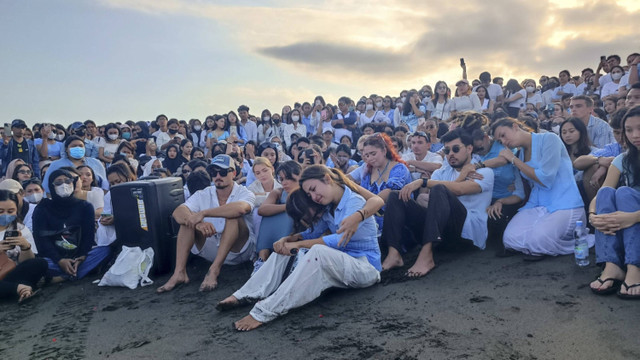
[491,117,589,258]
[589,105,640,298]
[217,165,384,331]
[400,90,426,132]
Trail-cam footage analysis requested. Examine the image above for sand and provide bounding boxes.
[1,243,639,360]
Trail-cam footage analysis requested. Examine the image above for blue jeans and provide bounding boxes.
[256,212,293,253]
[595,187,640,267]
[45,246,111,280]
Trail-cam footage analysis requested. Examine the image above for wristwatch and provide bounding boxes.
[421,178,428,188]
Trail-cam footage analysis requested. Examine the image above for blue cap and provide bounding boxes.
[70,121,85,130]
[211,154,233,169]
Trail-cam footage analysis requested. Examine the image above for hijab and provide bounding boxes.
[162,144,183,175]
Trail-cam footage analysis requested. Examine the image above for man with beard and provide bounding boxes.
[380,128,494,277]
[157,155,256,293]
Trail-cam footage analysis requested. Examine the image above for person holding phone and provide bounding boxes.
[35,124,63,164]
[0,189,47,303]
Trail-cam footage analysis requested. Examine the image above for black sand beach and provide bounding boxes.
[2,245,639,360]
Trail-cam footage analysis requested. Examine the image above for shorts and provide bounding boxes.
[191,233,255,265]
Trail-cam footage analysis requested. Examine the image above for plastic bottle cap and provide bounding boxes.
[576,221,583,227]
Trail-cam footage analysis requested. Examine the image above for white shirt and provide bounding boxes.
[450,93,482,113]
[241,120,258,143]
[184,183,256,238]
[402,151,443,180]
[473,83,503,101]
[431,166,494,249]
[154,131,171,149]
[601,81,622,98]
[283,123,307,147]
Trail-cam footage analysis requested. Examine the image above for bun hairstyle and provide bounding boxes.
[450,112,490,142]
[489,117,534,136]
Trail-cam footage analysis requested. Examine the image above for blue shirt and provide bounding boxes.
[300,187,382,271]
[612,152,640,192]
[34,139,63,158]
[301,114,313,134]
[518,133,583,212]
[400,104,426,132]
[592,142,623,158]
[360,163,412,231]
[587,115,615,149]
[480,141,525,200]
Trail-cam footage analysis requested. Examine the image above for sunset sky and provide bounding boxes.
[1,0,638,125]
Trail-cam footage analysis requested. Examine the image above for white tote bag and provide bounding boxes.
[98,246,154,289]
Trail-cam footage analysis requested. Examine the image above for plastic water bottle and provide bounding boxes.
[574,221,589,267]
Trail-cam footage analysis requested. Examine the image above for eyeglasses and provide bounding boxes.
[53,177,77,186]
[443,145,462,155]
[17,169,33,175]
[209,167,230,177]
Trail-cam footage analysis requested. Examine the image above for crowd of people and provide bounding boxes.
[1,53,639,331]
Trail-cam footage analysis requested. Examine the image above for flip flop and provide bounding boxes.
[590,277,623,295]
[617,282,640,300]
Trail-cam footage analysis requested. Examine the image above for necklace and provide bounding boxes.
[373,160,391,185]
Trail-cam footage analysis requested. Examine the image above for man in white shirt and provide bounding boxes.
[402,131,443,180]
[238,105,258,143]
[381,129,494,277]
[474,72,504,103]
[157,155,256,293]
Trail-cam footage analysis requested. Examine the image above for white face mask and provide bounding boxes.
[291,115,300,122]
[526,86,535,93]
[56,134,65,141]
[25,192,44,204]
[365,104,374,110]
[193,125,201,131]
[375,101,383,108]
[401,96,406,102]
[48,132,56,140]
[108,134,119,141]
[55,183,74,198]
[611,72,623,81]
[129,158,139,170]
[263,116,271,122]
[552,125,560,134]
[396,103,403,108]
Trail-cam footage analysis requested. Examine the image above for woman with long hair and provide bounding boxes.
[227,111,248,145]
[162,144,183,176]
[426,81,452,122]
[283,108,307,147]
[0,189,46,303]
[475,85,495,115]
[76,165,105,220]
[395,90,425,132]
[490,117,589,259]
[98,123,122,165]
[589,105,640,298]
[12,163,33,183]
[502,79,526,118]
[451,79,482,115]
[96,163,138,247]
[217,165,384,331]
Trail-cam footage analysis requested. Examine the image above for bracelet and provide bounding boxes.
[589,211,596,215]
[511,156,516,165]
[356,210,366,221]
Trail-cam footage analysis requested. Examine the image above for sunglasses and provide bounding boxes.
[209,167,230,177]
[413,131,431,142]
[53,177,77,186]
[443,145,462,155]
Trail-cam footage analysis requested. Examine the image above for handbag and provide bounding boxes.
[97,246,154,289]
[0,251,17,281]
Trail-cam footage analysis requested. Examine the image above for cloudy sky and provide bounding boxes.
[1,0,638,125]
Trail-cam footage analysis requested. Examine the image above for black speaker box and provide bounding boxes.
[110,177,185,275]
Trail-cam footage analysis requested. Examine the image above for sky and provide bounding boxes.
[1,0,638,126]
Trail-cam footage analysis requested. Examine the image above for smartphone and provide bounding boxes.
[460,58,465,66]
[4,230,19,239]
[600,55,606,62]
[101,213,112,218]
[4,123,11,137]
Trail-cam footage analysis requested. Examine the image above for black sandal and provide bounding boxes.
[590,277,622,295]
[617,282,640,300]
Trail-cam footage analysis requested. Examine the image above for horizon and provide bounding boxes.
[1,0,638,126]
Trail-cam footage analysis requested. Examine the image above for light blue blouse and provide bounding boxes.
[301,187,382,271]
[481,141,525,200]
[519,132,583,212]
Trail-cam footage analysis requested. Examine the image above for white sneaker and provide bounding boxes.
[251,258,264,277]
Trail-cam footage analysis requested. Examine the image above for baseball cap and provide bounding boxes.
[70,121,85,130]
[323,128,334,134]
[455,79,470,86]
[0,179,23,194]
[211,154,233,169]
[11,119,27,129]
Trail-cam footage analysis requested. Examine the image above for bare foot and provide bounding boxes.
[234,314,263,331]
[589,262,625,292]
[381,249,404,271]
[157,272,189,294]
[406,243,436,278]
[216,295,240,311]
[199,268,219,292]
[51,276,66,284]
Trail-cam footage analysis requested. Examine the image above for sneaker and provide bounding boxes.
[251,258,264,277]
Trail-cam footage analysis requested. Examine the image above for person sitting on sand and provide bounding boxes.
[216,165,384,331]
[380,128,494,277]
[157,154,256,293]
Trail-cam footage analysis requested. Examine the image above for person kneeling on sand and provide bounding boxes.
[216,165,384,331]
[157,155,256,293]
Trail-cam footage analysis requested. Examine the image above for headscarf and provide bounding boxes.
[162,144,183,175]
[5,159,25,180]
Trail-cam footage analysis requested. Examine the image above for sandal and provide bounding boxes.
[18,289,41,305]
[617,282,640,300]
[590,277,622,295]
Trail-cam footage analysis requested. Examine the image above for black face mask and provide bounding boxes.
[75,130,85,137]
[273,118,280,124]
[168,128,178,134]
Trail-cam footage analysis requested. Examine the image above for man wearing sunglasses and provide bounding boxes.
[158,154,256,294]
[381,128,494,278]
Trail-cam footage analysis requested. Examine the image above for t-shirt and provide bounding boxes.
[431,166,494,249]
[184,183,256,239]
[506,89,527,109]
[612,152,640,192]
[34,139,63,158]
[11,138,30,163]
[402,151,443,180]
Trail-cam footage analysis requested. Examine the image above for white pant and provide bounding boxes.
[191,233,255,265]
[233,245,380,323]
[503,206,592,256]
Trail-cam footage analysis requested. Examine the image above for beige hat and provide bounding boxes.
[0,179,23,194]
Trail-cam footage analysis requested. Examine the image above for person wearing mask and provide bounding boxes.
[21,178,45,205]
[283,109,307,148]
[35,123,63,163]
[600,65,626,99]
[69,122,99,159]
[98,123,122,165]
[162,144,184,176]
[358,98,388,128]
[34,168,111,282]
[43,136,108,195]
[160,119,185,152]
[258,110,276,144]
[1,119,40,179]
[0,189,46,303]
